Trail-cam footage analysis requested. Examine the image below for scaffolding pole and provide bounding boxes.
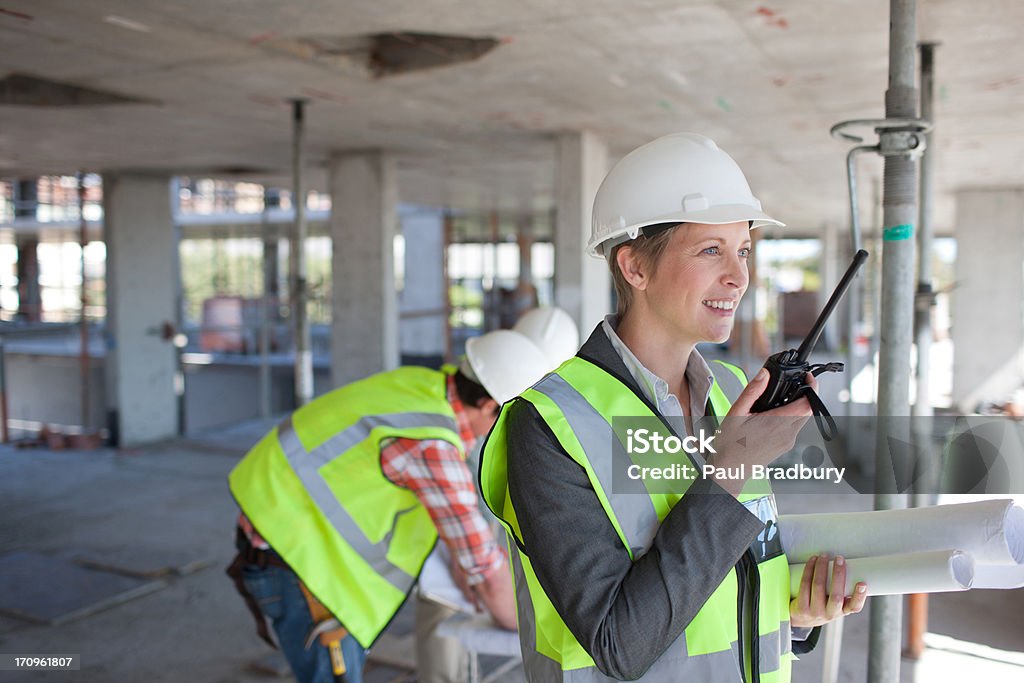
[905,39,939,663]
[843,145,874,415]
[912,42,939,449]
[290,99,313,407]
[260,189,274,419]
[869,0,920,680]
[78,173,90,431]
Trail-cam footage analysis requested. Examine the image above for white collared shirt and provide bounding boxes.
[601,315,715,429]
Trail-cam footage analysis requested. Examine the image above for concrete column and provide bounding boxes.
[15,236,41,322]
[14,180,41,320]
[102,173,178,446]
[14,179,37,219]
[951,189,1024,410]
[399,205,445,364]
[329,151,399,386]
[555,131,610,334]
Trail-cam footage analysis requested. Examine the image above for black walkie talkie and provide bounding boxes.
[749,249,869,440]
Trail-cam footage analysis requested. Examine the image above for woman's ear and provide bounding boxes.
[616,245,649,291]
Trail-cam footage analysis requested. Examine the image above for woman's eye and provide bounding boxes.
[703,247,720,255]
[739,248,751,258]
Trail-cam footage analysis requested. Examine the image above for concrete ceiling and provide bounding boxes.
[1,0,1023,237]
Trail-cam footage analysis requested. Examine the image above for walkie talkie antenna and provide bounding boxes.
[795,249,869,363]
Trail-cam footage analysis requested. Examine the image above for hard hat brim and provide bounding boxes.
[589,204,785,257]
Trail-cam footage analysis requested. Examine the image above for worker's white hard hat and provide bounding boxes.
[588,132,784,258]
[513,307,580,370]
[462,329,550,403]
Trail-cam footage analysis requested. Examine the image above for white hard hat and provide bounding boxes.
[463,330,550,404]
[513,307,580,370]
[588,132,784,257]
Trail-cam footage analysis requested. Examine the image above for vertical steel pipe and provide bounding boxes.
[260,189,273,418]
[291,100,313,407]
[913,43,937,425]
[443,212,454,362]
[904,39,939,665]
[843,145,875,418]
[0,338,7,443]
[869,0,919,680]
[79,173,90,431]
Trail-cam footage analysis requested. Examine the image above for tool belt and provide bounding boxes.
[225,526,290,648]
[298,582,349,648]
[298,582,350,680]
[226,527,351,681]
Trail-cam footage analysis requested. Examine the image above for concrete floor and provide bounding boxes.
[1,417,1022,682]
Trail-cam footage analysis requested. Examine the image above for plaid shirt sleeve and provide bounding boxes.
[381,437,505,586]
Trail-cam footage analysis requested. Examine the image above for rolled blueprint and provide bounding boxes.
[789,550,974,598]
[779,499,1024,566]
[972,562,1024,589]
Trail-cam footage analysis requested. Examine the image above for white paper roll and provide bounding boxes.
[972,563,1024,589]
[418,545,477,614]
[779,499,1024,566]
[788,550,974,598]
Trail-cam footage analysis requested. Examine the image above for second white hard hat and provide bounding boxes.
[463,329,550,404]
[513,307,580,370]
[588,132,784,258]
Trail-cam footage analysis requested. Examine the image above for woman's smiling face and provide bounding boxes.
[639,221,752,345]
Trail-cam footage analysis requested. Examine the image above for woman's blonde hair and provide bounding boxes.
[608,224,679,316]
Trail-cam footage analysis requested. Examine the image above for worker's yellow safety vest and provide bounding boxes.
[230,366,464,649]
[480,357,794,682]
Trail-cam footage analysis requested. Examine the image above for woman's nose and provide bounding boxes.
[722,256,748,290]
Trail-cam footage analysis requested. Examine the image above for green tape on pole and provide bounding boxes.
[883,224,914,241]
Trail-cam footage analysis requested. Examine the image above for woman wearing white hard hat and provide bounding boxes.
[481,133,866,682]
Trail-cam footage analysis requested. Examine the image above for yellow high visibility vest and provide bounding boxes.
[480,357,793,682]
[230,366,463,648]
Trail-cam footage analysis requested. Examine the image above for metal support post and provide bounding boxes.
[443,212,454,362]
[260,189,275,419]
[912,41,939,479]
[290,99,313,407]
[904,39,940,664]
[0,338,8,443]
[843,145,875,424]
[489,210,500,329]
[870,1,920,681]
[78,173,90,430]
[912,43,938,424]
[170,179,186,436]
[821,617,845,683]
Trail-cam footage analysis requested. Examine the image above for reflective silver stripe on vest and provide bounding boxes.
[304,413,460,467]
[278,412,457,591]
[531,373,658,556]
[710,360,745,406]
[758,621,791,673]
[509,549,565,683]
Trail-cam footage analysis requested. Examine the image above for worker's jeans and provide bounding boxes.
[242,563,366,683]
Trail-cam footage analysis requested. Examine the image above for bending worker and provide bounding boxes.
[228,328,550,683]
[415,306,581,683]
[480,133,867,682]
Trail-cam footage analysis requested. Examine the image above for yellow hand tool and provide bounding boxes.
[300,583,350,682]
